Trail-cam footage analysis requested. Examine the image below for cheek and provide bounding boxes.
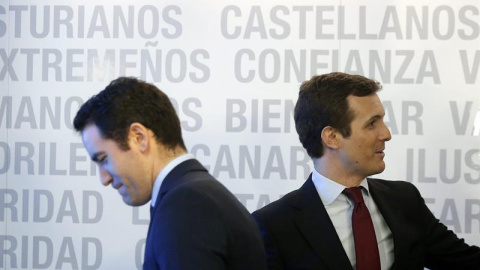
[110,155,132,174]
[107,163,129,183]
[105,163,119,176]
[125,166,145,188]
[352,140,366,154]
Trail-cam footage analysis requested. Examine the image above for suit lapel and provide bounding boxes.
[292,176,353,270]
[368,178,407,270]
[145,158,209,267]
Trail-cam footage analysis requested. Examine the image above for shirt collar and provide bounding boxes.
[151,153,195,207]
[311,167,369,205]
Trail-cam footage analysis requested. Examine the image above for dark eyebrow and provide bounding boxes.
[364,115,382,126]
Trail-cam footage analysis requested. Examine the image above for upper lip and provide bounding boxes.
[113,183,122,189]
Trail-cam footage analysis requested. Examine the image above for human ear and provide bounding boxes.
[128,123,149,152]
[321,126,340,150]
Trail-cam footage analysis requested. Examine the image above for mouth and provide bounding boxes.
[115,184,128,197]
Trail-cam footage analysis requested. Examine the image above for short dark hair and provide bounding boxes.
[294,72,381,158]
[74,77,186,151]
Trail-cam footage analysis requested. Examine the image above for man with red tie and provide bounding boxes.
[252,72,480,270]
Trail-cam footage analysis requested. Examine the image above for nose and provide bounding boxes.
[381,121,392,141]
[99,167,113,186]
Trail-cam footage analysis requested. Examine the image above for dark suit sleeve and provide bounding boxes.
[408,184,480,270]
[150,184,228,270]
[252,211,285,270]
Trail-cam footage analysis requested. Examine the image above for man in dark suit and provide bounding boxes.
[252,72,480,270]
[74,77,267,270]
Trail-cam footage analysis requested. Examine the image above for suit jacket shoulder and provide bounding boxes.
[144,159,267,270]
[252,176,352,270]
[253,185,303,222]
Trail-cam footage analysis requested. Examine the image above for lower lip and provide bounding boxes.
[117,185,126,195]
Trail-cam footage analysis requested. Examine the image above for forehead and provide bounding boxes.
[347,93,384,120]
[81,124,120,157]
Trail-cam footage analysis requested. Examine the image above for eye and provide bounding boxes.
[97,155,108,164]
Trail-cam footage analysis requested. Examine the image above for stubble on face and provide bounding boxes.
[337,94,391,181]
[81,124,153,207]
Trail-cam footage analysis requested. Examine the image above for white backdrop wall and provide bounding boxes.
[0,0,479,269]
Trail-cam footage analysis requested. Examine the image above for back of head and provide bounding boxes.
[294,72,381,158]
[73,77,186,151]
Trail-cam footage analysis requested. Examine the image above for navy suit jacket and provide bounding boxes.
[252,176,480,270]
[143,159,267,270]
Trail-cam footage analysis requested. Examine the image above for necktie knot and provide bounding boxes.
[343,187,364,204]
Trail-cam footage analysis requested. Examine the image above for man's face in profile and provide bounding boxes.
[81,124,153,206]
[336,93,392,179]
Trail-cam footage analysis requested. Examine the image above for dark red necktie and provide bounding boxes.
[343,187,381,270]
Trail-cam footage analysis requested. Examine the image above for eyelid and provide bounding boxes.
[369,115,382,124]
[98,155,107,163]
[366,118,378,128]
[92,154,106,163]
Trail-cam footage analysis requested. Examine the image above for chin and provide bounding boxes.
[122,197,134,206]
[372,165,386,175]
[125,197,150,207]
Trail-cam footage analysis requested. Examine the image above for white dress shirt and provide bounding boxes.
[151,154,195,207]
[311,168,394,270]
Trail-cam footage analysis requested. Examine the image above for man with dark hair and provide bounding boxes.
[252,72,480,270]
[74,77,267,270]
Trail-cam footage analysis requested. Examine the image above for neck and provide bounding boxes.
[313,156,365,187]
[152,145,187,179]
